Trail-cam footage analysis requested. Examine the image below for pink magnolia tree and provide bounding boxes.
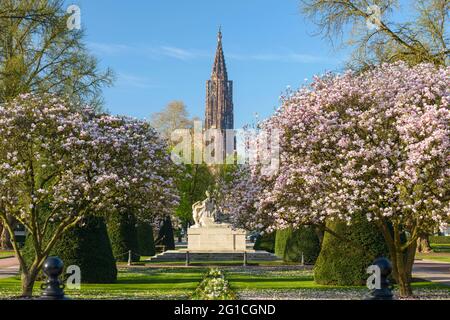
[225,63,449,297]
[0,94,179,296]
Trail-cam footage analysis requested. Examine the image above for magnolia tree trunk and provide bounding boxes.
[380,224,417,297]
[417,235,432,253]
[0,225,12,250]
[391,245,416,297]
[21,268,39,298]
[0,222,3,248]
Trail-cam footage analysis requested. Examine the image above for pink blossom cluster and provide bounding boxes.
[0,94,179,233]
[225,62,449,234]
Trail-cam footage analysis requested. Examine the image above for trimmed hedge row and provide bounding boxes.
[430,236,450,244]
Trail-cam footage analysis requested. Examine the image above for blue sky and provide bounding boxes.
[72,0,350,127]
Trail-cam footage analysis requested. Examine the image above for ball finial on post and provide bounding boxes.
[40,256,68,300]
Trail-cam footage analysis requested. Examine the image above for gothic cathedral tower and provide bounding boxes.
[205,28,234,131]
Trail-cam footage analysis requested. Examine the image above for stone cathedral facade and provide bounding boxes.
[205,28,234,132]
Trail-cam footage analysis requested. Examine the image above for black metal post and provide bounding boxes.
[127,250,132,266]
[186,251,190,266]
[39,256,68,300]
[367,257,394,300]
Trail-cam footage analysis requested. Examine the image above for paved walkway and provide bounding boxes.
[0,257,19,279]
[413,260,450,286]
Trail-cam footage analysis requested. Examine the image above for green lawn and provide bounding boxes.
[139,260,289,267]
[0,264,448,300]
[0,251,14,260]
[415,243,450,263]
[0,267,205,300]
[431,244,450,253]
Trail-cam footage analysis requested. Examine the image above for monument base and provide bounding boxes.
[188,224,246,252]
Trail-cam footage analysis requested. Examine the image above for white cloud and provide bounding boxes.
[228,52,337,64]
[116,73,160,89]
[87,42,336,64]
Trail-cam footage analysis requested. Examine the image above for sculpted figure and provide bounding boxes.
[192,191,217,228]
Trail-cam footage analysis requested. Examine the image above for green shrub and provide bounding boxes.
[137,221,156,256]
[22,216,117,283]
[314,214,389,286]
[254,232,275,253]
[429,236,450,244]
[156,216,175,250]
[275,226,320,264]
[107,212,140,262]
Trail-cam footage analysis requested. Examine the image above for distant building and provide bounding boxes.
[205,28,235,162]
[205,27,234,131]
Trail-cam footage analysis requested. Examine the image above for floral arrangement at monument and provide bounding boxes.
[191,268,236,300]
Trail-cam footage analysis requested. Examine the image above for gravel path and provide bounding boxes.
[413,260,450,286]
[0,257,19,279]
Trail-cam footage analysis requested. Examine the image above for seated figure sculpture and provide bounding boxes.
[191,191,218,228]
[188,191,246,251]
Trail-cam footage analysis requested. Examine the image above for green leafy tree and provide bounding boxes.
[301,0,449,68]
[0,0,113,107]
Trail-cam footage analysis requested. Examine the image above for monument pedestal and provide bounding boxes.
[188,223,246,252]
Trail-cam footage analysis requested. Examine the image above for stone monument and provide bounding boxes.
[188,191,246,251]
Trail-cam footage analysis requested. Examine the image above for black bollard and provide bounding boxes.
[186,251,190,266]
[367,257,394,300]
[40,256,68,300]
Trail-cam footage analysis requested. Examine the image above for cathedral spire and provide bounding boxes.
[212,27,227,79]
[205,28,234,132]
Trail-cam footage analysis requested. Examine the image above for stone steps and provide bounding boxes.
[146,250,279,263]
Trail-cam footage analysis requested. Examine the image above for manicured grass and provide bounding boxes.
[0,265,447,300]
[431,244,450,253]
[0,251,14,260]
[414,243,450,263]
[140,259,290,267]
[0,267,206,300]
[416,253,450,263]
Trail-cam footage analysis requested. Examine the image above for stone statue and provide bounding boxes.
[192,191,218,228]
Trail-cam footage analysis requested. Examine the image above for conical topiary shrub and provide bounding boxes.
[254,231,275,253]
[22,215,117,283]
[314,214,389,286]
[137,221,156,256]
[274,226,321,264]
[107,212,140,262]
[156,216,175,251]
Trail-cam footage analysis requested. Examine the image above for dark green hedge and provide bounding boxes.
[22,216,117,283]
[430,236,450,244]
[107,212,140,262]
[253,232,275,253]
[156,216,175,251]
[137,221,156,256]
[314,214,389,286]
[274,226,321,264]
